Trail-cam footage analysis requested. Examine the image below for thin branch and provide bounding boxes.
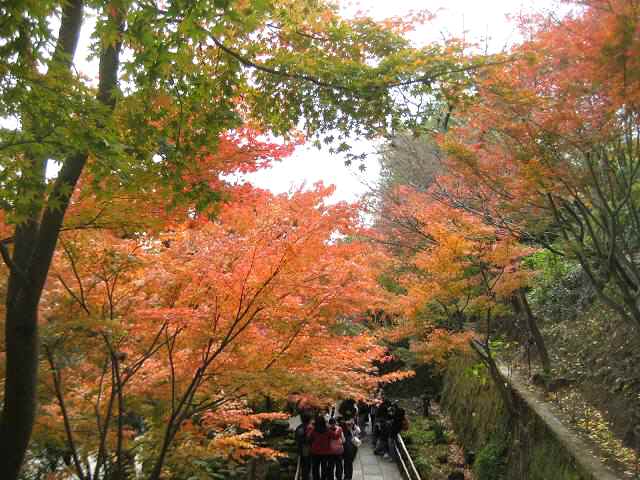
[0,239,28,284]
[44,346,86,480]
[209,32,503,94]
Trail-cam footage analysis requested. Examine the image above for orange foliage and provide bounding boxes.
[440,0,640,229]
[390,190,534,320]
[373,183,534,364]
[34,183,394,477]
[377,1,640,365]
[60,128,301,237]
[410,329,472,366]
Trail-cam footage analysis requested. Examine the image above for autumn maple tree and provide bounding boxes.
[370,161,553,414]
[0,1,481,476]
[364,0,640,386]
[20,183,402,479]
[439,0,640,334]
[376,184,530,342]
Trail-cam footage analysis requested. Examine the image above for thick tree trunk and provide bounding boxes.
[0,154,89,479]
[0,0,84,476]
[0,1,126,477]
[0,288,41,479]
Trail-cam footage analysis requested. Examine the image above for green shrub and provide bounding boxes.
[413,455,433,476]
[474,439,507,480]
[406,427,436,446]
[432,420,448,445]
[524,250,593,321]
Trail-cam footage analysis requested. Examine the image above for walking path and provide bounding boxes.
[351,431,403,480]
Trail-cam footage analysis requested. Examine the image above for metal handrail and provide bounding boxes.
[293,456,300,480]
[393,433,422,480]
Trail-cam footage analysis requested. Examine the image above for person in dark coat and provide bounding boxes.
[338,398,357,421]
[357,400,371,432]
[340,418,361,480]
[373,400,391,455]
[295,410,313,480]
[387,407,408,460]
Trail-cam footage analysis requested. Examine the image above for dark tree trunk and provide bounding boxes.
[470,338,517,417]
[0,1,125,477]
[0,154,89,479]
[0,287,41,479]
[0,1,85,476]
[515,290,551,374]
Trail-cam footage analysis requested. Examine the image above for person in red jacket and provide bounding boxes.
[327,417,344,480]
[307,415,332,480]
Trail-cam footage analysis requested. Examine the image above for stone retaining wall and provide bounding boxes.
[441,352,622,480]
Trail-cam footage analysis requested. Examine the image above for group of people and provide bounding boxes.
[295,409,361,480]
[294,396,409,480]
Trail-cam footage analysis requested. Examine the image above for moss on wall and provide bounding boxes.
[441,353,587,480]
[527,439,581,480]
[441,354,509,450]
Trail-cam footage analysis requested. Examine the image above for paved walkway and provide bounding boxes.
[351,431,403,480]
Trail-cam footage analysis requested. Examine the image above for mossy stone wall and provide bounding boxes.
[442,353,587,480]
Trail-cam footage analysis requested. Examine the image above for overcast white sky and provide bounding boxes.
[62,1,566,202]
[244,0,565,203]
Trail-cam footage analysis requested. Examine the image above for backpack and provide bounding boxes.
[401,416,410,431]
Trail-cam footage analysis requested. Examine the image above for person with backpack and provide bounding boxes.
[387,406,409,460]
[295,410,313,480]
[308,415,332,480]
[340,418,361,480]
[373,399,391,456]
